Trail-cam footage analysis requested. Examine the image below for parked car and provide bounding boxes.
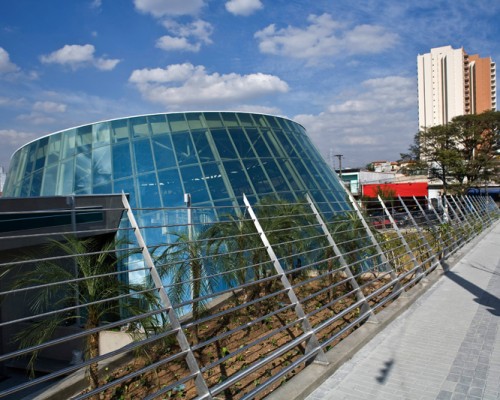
[371,216,392,229]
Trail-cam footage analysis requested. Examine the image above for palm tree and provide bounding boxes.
[254,197,317,277]
[12,235,158,391]
[154,230,218,343]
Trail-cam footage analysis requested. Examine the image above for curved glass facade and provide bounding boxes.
[4,112,349,214]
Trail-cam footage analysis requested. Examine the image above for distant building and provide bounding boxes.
[417,45,497,130]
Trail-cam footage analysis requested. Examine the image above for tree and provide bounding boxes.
[12,235,158,391]
[204,212,264,296]
[419,111,500,193]
[154,230,218,342]
[399,132,428,175]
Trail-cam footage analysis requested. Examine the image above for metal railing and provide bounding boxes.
[0,193,498,400]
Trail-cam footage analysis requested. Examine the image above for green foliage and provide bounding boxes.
[419,110,500,193]
[12,235,159,390]
[154,230,217,329]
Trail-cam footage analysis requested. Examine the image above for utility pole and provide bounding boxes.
[335,154,343,178]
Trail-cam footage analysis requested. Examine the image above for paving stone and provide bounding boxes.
[303,223,500,400]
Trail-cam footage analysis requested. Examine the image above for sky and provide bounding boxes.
[1,0,499,171]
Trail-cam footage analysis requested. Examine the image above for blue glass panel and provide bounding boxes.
[279,160,301,191]
[171,132,197,165]
[112,142,133,179]
[211,129,238,160]
[76,125,92,147]
[264,115,281,129]
[203,112,223,128]
[242,159,273,194]
[130,116,149,138]
[223,160,252,198]
[46,134,61,166]
[138,173,160,208]
[20,175,31,196]
[30,169,43,196]
[273,129,299,158]
[255,114,269,128]
[186,112,206,130]
[93,181,113,194]
[149,114,170,135]
[114,178,136,207]
[111,119,130,142]
[152,135,176,170]
[167,114,188,132]
[93,122,111,146]
[201,162,229,201]
[74,152,91,194]
[246,128,271,158]
[236,112,255,127]
[228,128,254,159]
[261,159,291,192]
[221,112,239,127]
[57,159,74,195]
[61,129,76,159]
[24,143,37,176]
[41,165,57,195]
[304,158,329,188]
[93,145,112,186]
[158,169,184,206]
[260,129,285,158]
[293,160,319,191]
[10,147,27,188]
[180,165,210,203]
[34,137,48,171]
[133,139,155,174]
[191,131,213,162]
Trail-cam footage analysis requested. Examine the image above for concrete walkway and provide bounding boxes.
[306,221,500,400]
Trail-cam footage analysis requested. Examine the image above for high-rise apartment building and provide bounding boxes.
[417,45,496,130]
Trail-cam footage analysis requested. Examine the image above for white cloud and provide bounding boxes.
[0,129,40,145]
[90,0,102,9]
[17,113,57,125]
[157,19,213,52]
[0,129,44,167]
[0,96,26,107]
[40,44,120,71]
[294,76,416,167]
[33,101,67,113]
[94,57,121,71]
[225,0,263,16]
[133,0,205,17]
[162,19,213,44]
[255,13,398,61]
[156,36,201,52]
[129,63,289,108]
[0,47,20,74]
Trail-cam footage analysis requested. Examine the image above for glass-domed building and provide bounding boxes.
[4,112,350,215]
[4,111,353,292]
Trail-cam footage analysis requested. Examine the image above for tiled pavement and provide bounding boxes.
[305,221,500,400]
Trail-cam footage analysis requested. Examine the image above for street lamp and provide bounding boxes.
[335,154,344,178]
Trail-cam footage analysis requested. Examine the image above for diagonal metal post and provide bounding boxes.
[122,193,212,399]
[344,190,403,294]
[450,195,473,234]
[378,195,424,281]
[444,196,466,246]
[463,195,483,229]
[399,196,440,273]
[469,195,491,225]
[243,194,328,365]
[422,196,448,258]
[306,194,377,322]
